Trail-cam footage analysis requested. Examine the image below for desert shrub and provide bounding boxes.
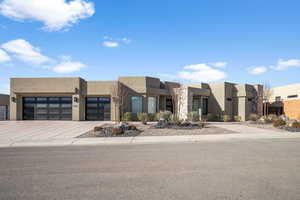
[188,111,200,122]
[291,121,300,128]
[267,114,278,122]
[234,116,242,122]
[222,115,231,122]
[198,121,206,128]
[123,112,132,121]
[273,119,286,127]
[207,113,220,121]
[148,113,156,121]
[155,113,161,121]
[249,113,259,121]
[94,126,103,132]
[137,113,148,124]
[160,111,172,121]
[259,116,273,124]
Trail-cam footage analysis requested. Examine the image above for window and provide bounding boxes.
[166,98,173,113]
[192,97,201,112]
[202,98,208,115]
[287,95,298,99]
[131,96,142,113]
[275,96,281,102]
[148,97,156,114]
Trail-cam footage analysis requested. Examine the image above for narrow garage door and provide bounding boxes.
[86,97,111,121]
[23,97,72,120]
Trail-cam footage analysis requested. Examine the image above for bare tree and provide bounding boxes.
[170,84,185,120]
[111,81,128,123]
[262,82,273,116]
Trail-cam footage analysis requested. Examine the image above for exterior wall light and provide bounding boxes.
[74,97,78,103]
[75,88,79,94]
[11,97,16,103]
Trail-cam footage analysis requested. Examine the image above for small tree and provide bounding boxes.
[262,82,273,116]
[111,81,128,123]
[170,84,185,120]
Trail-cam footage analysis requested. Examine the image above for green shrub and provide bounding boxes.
[234,116,242,122]
[291,121,300,128]
[207,113,220,121]
[123,112,132,121]
[160,111,172,121]
[188,111,200,122]
[222,115,231,122]
[267,114,278,122]
[155,113,161,121]
[249,113,259,121]
[137,113,148,124]
[198,121,206,128]
[148,113,156,121]
[273,119,286,127]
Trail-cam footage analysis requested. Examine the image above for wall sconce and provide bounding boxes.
[11,97,16,103]
[74,97,78,103]
[75,88,79,94]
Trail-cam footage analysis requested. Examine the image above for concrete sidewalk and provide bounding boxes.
[1,131,300,148]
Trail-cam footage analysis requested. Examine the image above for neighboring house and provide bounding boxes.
[0,94,9,120]
[10,76,263,121]
[268,83,300,120]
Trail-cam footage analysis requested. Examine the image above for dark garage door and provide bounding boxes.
[86,97,111,121]
[23,97,72,120]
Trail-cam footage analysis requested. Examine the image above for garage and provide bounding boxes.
[23,97,72,120]
[86,97,111,121]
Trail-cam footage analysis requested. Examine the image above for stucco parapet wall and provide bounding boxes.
[0,94,9,106]
[11,78,83,94]
[185,86,210,96]
[87,81,116,95]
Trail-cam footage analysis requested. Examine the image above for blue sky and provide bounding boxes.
[0,0,300,94]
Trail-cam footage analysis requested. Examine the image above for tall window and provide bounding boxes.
[131,96,142,113]
[192,97,201,112]
[148,97,156,114]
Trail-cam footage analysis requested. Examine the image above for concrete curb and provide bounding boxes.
[1,132,300,148]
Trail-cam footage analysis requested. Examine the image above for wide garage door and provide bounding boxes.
[23,97,72,120]
[86,97,111,121]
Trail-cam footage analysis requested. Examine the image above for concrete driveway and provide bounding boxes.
[0,121,109,145]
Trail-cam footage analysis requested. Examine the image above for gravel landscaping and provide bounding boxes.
[78,122,235,138]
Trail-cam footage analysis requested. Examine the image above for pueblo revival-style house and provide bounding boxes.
[9,76,263,122]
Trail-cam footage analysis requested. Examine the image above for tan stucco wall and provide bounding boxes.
[270,83,300,102]
[283,99,300,120]
[0,94,9,106]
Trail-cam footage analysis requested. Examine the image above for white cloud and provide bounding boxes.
[184,64,211,71]
[160,62,227,83]
[0,0,95,31]
[209,62,227,68]
[274,58,300,70]
[248,66,268,75]
[53,60,86,74]
[1,39,51,65]
[121,38,132,44]
[0,49,11,62]
[102,36,131,47]
[102,41,119,48]
[179,65,227,82]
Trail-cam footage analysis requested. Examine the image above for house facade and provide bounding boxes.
[10,76,263,121]
[268,83,300,120]
[0,94,9,120]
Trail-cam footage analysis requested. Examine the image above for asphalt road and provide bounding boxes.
[1,139,300,200]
